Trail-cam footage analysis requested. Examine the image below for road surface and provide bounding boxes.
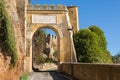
[28,71,71,80]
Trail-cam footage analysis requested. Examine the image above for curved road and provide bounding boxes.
[28,71,71,80]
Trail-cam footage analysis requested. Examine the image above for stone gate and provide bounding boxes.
[25,3,79,72]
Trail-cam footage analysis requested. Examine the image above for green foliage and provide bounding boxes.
[39,55,46,64]
[74,26,112,63]
[53,49,58,59]
[88,26,107,50]
[46,58,53,63]
[0,0,17,66]
[32,29,46,64]
[113,51,120,63]
[19,74,28,80]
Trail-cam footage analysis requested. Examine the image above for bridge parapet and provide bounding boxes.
[27,4,68,11]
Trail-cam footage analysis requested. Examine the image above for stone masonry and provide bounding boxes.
[25,0,79,72]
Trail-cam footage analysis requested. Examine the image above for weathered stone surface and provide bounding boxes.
[32,15,57,24]
[34,4,40,10]
[26,3,79,72]
[0,0,25,79]
[60,63,120,80]
[49,4,55,10]
[0,52,11,72]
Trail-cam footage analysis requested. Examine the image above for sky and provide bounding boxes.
[30,0,120,56]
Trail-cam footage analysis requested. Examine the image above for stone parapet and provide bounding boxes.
[59,63,120,80]
[27,4,68,11]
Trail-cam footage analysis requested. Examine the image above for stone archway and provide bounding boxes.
[25,4,79,72]
[32,26,60,71]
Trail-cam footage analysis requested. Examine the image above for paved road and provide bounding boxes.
[28,71,71,80]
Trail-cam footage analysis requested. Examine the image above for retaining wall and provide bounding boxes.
[59,63,120,80]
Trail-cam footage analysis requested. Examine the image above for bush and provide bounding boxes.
[74,26,112,63]
[46,58,53,63]
[19,74,28,80]
[39,55,46,64]
[53,50,58,58]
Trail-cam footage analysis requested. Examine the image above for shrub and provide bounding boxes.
[74,26,112,63]
[46,58,53,63]
[19,74,28,80]
[39,55,46,64]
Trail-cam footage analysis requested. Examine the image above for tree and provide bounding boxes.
[112,50,120,63]
[74,26,112,63]
[88,26,107,51]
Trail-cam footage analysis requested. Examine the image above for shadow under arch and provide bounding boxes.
[31,25,61,71]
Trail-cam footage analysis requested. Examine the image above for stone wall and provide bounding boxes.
[0,0,25,79]
[0,52,11,72]
[60,63,120,80]
[26,2,79,71]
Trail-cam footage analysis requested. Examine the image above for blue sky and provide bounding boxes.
[30,0,120,56]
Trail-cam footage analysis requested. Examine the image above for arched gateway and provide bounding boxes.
[25,3,79,72]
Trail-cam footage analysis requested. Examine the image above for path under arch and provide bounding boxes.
[28,71,72,80]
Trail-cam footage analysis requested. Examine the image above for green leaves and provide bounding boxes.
[19,74,28,80]
[32,29,46,64]
[113,50,120,63]
[74,26,112,63]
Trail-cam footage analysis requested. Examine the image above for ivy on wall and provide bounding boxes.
[0,0,18,67]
